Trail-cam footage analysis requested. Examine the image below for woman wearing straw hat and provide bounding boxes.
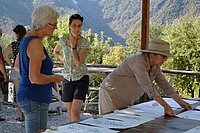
[98,39,192,116]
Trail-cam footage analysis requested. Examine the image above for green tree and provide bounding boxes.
[125,22,164,57]
[162,16,200,98]
[125,22,141,57]
[102,44,125,65]
[85,30,111,64]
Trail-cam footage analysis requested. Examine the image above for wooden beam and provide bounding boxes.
[141,0,150,50]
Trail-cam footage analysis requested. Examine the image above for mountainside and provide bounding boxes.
[0,0,199,44]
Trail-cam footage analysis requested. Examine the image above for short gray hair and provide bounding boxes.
[31,5,59,30]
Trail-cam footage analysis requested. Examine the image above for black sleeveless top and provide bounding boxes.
[11,41,20,63]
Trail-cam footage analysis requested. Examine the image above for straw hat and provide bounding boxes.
[140,39,173,57]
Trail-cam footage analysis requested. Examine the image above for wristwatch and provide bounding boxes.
[71,47,77,51]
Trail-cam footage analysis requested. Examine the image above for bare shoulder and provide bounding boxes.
[27,38,44,57]
[28,38,43,49]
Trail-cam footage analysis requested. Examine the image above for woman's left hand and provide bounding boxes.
[180,100,192,110]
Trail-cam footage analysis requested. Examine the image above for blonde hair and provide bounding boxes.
[31,5,59,30]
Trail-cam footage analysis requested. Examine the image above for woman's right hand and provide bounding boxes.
[164,106,176,116]
[54,75,64,83]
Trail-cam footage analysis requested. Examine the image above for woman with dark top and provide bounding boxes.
[4,24,27,121]
[17,5,63,132]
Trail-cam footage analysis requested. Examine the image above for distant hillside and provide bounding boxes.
[99,0,199,39]
[0,0,199,44]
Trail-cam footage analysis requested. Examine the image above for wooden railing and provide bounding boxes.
[52,62,200,113]
[54,62,200,76]
[6,63,200,114]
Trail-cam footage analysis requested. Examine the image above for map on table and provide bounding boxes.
[44,123,118,133]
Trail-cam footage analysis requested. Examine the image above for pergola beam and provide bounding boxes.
[141,0,150,50]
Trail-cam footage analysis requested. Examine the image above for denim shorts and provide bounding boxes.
[10,67,20,80]
[62,75,89,102]
[19,100,49,133]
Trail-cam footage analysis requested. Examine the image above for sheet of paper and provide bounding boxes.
[44,123,119,133]
[130,98,198,116]
[183,126,200,133]
[195,106,200,110]
[115,107,163,118]
[103,112,155,127]
[176,110,200,121]
[130,101,164,118]
[162,98,198,108]
[79,117,135,129]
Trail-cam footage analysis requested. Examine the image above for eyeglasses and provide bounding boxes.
[154,54,168,60]
[48,23,57,28]
[160,55,168,60]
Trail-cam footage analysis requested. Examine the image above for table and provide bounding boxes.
[44,98,200,133]
[121,115,200,133]
[120,99,200,133]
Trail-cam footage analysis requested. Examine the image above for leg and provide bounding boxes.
[62,79,74,123]
[13,79,24,121]
[71,99,83,122]
[70,75,89,122]
[0,82,3,110]
[13,79,19,101]
[0,82,5,121]
[20,100,49,133]
[11,68,24,120]
[38,102,49,131]
[0,87,3,111]
[66,102,72,123]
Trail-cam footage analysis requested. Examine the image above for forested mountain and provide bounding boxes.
[0,0,199,44]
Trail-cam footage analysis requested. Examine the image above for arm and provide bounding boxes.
[67,37,89,68]
[130,57,175,116]
[3,44,13,66]
[53,43,63,62]
[71,47,88,68]
[153,95,176,116]
[27,39,63,84]
[13,53,19,72]
[155,69,192,110]
[0,58,7,82]
[170,93,192,110]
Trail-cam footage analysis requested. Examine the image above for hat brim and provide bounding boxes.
[140,50,174,58]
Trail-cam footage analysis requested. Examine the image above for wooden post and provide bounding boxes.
[141,0,150,50]
[141,0,150,102]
